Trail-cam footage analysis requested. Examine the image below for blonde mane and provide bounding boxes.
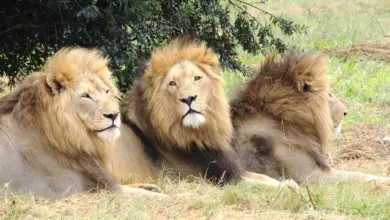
[119,36,242,184]
[122,36,233,150]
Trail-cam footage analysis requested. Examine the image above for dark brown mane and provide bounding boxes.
[231,52,329,118]
[230,52,333,169]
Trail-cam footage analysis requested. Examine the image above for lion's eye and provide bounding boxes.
[328,93,333,97]
[194,76,201,81]
[169,81,177,86]
[106,90,110,95]
[82,93,92,99]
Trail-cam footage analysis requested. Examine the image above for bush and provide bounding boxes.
[0,0,306,92]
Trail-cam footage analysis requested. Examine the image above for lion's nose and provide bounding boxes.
[103,112,119,121]
[179,95,197,105]
[344,112,348,116]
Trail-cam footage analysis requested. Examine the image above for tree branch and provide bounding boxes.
[227,0,264,27]
[231,0,277,18]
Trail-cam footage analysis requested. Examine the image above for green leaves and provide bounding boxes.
[0,0,305,93]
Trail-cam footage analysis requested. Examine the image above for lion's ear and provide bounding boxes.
[46,72,77,95]
[290,52,328,94]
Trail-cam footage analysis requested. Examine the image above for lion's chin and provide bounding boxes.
[182,113,205,129]
[334,124,342,136]
[97,127,121,141]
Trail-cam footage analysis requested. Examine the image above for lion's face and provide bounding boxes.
[328,92,347,135]
[69,73,121,141]
[162,60,213,128]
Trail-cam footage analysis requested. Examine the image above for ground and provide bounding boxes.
[1,0,390,219]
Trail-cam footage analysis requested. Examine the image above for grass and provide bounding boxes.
[2,0,390,219]
[2,180,390,219]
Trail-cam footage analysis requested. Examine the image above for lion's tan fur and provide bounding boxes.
[329,92,348,128]
[0,47,165,199]
[232,52,333,153]
[231,52,390,184]
[114,36,236,181]
[121,37,232,149]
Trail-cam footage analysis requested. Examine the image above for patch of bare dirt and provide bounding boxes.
[329,124,390,176]
[324,43,390,63]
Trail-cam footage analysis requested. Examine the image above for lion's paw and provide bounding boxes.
[364,175,390,184]
[126,183,162,193]
[280,179,300,190]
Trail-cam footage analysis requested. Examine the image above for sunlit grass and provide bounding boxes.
[2,179,389,219]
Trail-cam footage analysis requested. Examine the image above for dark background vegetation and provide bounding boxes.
[0,0,306,92]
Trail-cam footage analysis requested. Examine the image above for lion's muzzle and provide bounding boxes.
[179,95,205,129]
[96,112,121,141]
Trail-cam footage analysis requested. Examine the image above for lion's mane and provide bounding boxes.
[120,36,243,184]
[230,52,334,181]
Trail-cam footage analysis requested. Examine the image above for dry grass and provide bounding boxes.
[0,182,354,220]
[324,43,390,63]
[330,124,390,177]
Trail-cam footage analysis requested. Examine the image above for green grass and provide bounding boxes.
[262,0,389,49]
[330,58,390,103]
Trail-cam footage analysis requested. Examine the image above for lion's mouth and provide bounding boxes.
[182,108,205,128]
[182,108,202,119]
[96,125,118,133]
[334,124,342,135]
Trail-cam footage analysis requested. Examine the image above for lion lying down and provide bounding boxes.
[112,36,298,189]
[230,52,390,185]
[0,47,165,200]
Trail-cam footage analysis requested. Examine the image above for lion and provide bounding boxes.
[230,52,390,185]
[112,36,298,189]
[0,47,165,200]
[329,92,348,135]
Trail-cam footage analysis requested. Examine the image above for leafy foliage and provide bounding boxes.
[0,0,306,92]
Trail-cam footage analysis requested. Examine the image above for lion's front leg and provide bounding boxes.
[303,168,390,184]
[113,184,168,198]
[125,183,162,193]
